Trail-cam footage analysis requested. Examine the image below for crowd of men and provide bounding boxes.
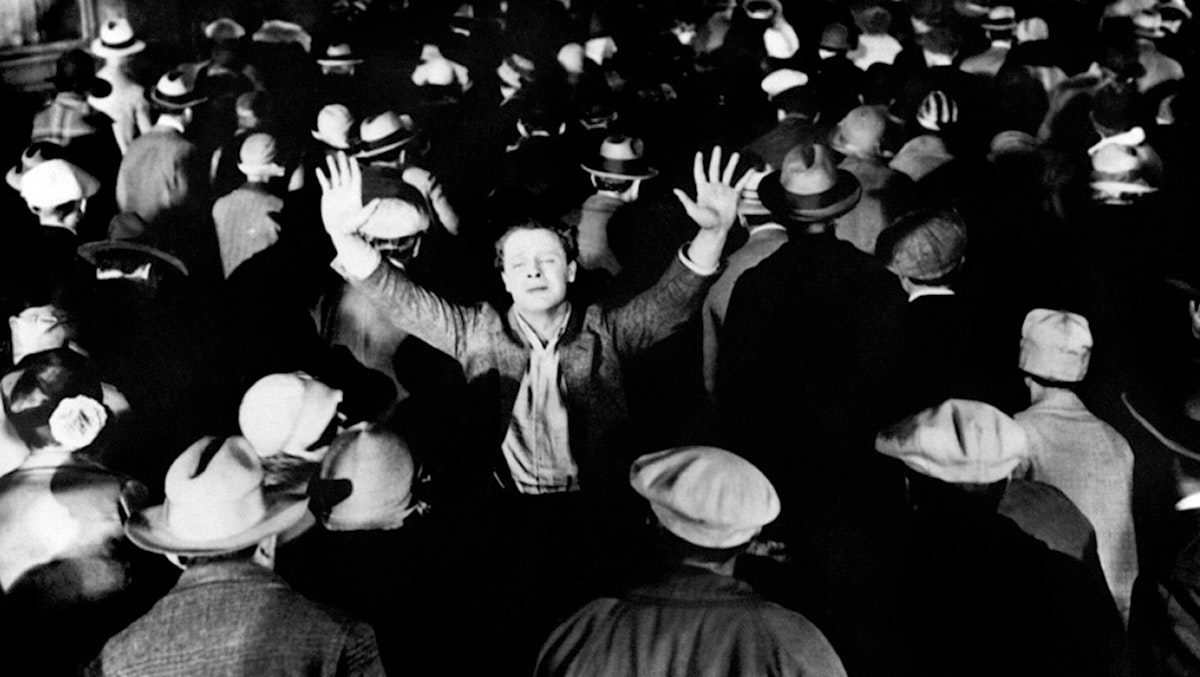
[0,0,1197,674]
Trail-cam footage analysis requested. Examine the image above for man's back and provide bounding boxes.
[116,126,197,224]
[536,567,847,677]
[92,560,384,676]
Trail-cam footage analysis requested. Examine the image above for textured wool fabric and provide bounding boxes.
[1019,309,1092,382]
[876,399,1028,483]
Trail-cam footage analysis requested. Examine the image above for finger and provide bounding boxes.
[348,151,362,188]
[692,152,705,190]
[325,154,339,187]
[316,167,330,193]
[733,167,754,193]
[357,198,382,225]
[708,146,722,183]
[673,188,699,219]
[722,151,741,185]
[337,152,352,188]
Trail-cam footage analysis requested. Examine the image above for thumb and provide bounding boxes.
[354,198,383,229]
[673,188,699,220]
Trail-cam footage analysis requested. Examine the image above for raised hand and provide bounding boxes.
[316,151,381,237]
[673,146,753,235]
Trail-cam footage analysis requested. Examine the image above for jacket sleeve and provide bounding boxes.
[606,255,714,356]
[349,260,487,362]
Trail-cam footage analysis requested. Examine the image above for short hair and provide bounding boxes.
[656,523,748,565]
[493,218,578,270]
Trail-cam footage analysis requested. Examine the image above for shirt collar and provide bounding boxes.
[748,223,786,236]
[177,560,282,588]
[1176,492,1200,511]
[907,286,955,302]
[156,116,186,134]
[513,304,572,350]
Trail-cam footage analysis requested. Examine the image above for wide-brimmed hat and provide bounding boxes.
[317,42,363,67]
[252,20,312,52]
[981,5,1018,32]
[239,372,343,462]
[237,133,286,178]
[6,142,64,191]
[4,347,106,452]
[353,111,418,160]
[876,399,1029,483]
[150,65,207,109]
[631,446,780,549]
[314,425,419,531]
[917,89,959,132]
[312,104,355,148]
[203,18,246,42]
[19,159,99,209]
[758,143,862,224]
[90,18,146,58]
[581,135,657,180]
[126,436,310,556]
[78,212,190,276]
[1124,389,1200,463]
[48,49,111,98]
[760,69,809,100]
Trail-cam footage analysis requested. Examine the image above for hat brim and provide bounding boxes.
[353,130,417,159]
[125,493,309,556]
[237,162,287,178]
[90,37,146,58]
[150,89,208,109]
[5,165,22,191]
[1166,277,1200,298]
[758,168,863,223]
[317,58,363,66]
[1122,391,1200,462]
[78,240,190,276]
[311,129,350,148]
[581,158,657,181]
[650,503,760,549]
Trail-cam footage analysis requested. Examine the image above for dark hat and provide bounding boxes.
[758,143,862,224]
[916,25,964,56]
[1123,390,1200,463]
[819,22,857,52]
[48,49,111,98]
[4,347,106,451]
[77,213,189,276]
[581,135,657,180]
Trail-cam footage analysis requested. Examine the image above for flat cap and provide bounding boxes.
[876,399,1028,484]
[1018,309,1092,382]
[631,446,779,549]
[875,208,966,280]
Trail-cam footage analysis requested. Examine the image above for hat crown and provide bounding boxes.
[204,18,246,41]
[325,43,353,58]
[1019,309,1093,382]
[760,68,809,98]
[19,159,98,206]
[161,436,271,543]
[360,111,414,144]
[878,208,967,279]
[315,104,354,143]
[598,135,644,162]
[239,372,343,459]
[100,18,136,45]
[778,143,837,196]
[239,132,280,166]
[155,67,197,98]
[875,399,1028,483]
[835,105,890,156]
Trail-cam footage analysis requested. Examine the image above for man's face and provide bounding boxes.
[500,229,576,315]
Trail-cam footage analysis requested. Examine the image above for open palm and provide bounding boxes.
[316,151,381,236]
[673,146,753,234]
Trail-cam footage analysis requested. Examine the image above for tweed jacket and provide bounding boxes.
[350,255,712,491]
[90,560,384,677]
[535,567,848,677]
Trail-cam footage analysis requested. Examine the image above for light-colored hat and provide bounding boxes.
[353,111,418,160]
[831,105,893,159]
[316,425,418,531]
[982,5,1017,32]
[150,65,207,109]
[1018,309,1092,382]
[737,167,774,217]
[916,90,958,132]
[760,69,809,100]
[237,133,286,178]
[203,18,246,42]
[6,142,63,191]
[252,19,312,53]
[125,436,310,555]
[317,42,363,67]
[889,134,954,181]
[238,372,343,462]
[742,0,782,21]
[90,18,145,58]
[875,208,967,280]
[1090,140,1162,205]
[758,143,863,224]
[312,104,355,148]
[631,446,780,549]
[581,135,658,180]
[875,399,1029,483]
[1015,16,1050,43]
[19,159,99,208]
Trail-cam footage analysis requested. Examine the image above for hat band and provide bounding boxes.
[102,35,141,50]
[355,129,415,157]
[164,487,269,544]
[587,156,654,178]
[153,88,205,107]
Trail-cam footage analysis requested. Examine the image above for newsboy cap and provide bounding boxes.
[631,446,780,549]
[876,399,1029,484]
[1019,309,1092,383]
[875,208,966,281]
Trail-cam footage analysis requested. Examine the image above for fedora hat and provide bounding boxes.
[125,436,310,556]
[90,18,145,58]
[353,111,418,160]
[6,142,64,192]
[253,19,312,53]
[239,372,343,461]
[758,143,862,224]
[317,42,363,67]
[582,135,657,180]
[78,212,190,276]
[203,17,246,42]
[150,65,207,109]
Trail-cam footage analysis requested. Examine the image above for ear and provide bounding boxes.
[1190,299,1200,317]
[567,261,577,284]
